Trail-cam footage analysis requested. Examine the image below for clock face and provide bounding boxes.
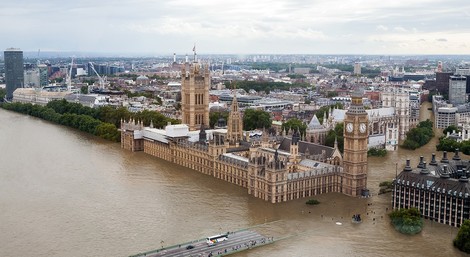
[360,123,367,133]
[346,123,353,132]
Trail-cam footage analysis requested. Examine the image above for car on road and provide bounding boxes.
[186,245,195,250]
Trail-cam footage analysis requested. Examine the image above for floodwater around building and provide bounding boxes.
[0,102,466,257]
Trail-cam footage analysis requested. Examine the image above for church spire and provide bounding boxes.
[199,122,207,143]
[231,83,239,113]
[292,127,300,145]
[226,82,243,146]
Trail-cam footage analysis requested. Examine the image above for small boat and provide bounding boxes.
[335,222,342,226]
[352,214,362,224]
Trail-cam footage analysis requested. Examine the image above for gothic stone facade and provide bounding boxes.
[342,93,369,197]
[181,62,210,131]
[121,120,348,203]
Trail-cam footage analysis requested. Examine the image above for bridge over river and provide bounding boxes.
[131,230,270,257]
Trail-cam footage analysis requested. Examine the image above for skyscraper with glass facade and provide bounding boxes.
[4,48,24,100]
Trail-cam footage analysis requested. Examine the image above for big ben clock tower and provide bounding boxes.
[342,89,368,197]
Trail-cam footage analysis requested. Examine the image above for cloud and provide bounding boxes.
[1,0,470,54]
[376,25,388,31]
[393,27,408,32]
[436,38,448,42]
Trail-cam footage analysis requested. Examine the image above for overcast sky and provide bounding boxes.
[2,0,469,55]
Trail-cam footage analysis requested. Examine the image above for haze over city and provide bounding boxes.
[2,0,470,55]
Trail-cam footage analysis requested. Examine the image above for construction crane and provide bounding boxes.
[88,62,106,90]
[67,57,74,92]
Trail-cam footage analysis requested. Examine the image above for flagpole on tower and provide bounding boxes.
[193,43,196,62]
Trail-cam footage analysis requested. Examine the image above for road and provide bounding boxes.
[137,230,271,257]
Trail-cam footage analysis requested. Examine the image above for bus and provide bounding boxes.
[206,233,228,246]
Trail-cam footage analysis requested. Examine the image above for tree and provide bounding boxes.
[402,119,434,150]
[209,111,229,129]
[96,106,131,128]
[305,199,320,205]
[282,118,307,138]
[368,148,387,157]
[316,103,343,124]
[95,123,121,141]
[80,85,88,95]
[389,208,423,235]
[0,88,6,101]
[443,125,460,135]
[454,219,470,253]
[243,109,271,130]
[225,80,309,94]
[326,91,338,98]
[436,137,460,152]
[133,109,178,128]
[325,123,344,152]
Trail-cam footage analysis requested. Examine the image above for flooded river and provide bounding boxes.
[0,102,466,257]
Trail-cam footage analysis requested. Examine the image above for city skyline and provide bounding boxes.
[1,0,470,55]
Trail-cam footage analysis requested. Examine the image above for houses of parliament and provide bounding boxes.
[121,60,369,203]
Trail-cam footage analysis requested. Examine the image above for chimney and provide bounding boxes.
[460,170,469,182]
[417,156,424,168]
[420,161,429,175]
[429,153,438,166]
[441,165,450,179]
[403,159,413,172]
[453,148,461,161]
[441,151,449,163]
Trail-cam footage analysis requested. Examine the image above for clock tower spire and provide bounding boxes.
[342,88,369,197]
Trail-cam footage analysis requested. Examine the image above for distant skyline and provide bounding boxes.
[2,0,470,55]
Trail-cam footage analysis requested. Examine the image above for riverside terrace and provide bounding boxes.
[392,150,470,227]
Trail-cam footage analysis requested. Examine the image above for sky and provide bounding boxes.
[1,0,470,55]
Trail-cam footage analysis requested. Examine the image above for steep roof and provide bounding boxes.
[397,171,470,197]
[308,114,324,129]
[396,152,470,197]
[278,138,335,158]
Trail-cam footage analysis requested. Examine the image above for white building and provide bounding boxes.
[381,88,411,140]
[13,88,70,105]
[24,69,40,87]
[354,62,361,75]
[331,107,399,150]
[435,107,457,129]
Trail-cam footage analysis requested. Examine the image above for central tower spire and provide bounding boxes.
[226,83,244,146]
[342,87,369,197]
[181,46,210,131]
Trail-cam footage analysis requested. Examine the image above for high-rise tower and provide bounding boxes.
[449,76,467,106]
[226,86,243,146]
[181,60,210,131]
[4,48,24,100]
[342,89,368,197]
